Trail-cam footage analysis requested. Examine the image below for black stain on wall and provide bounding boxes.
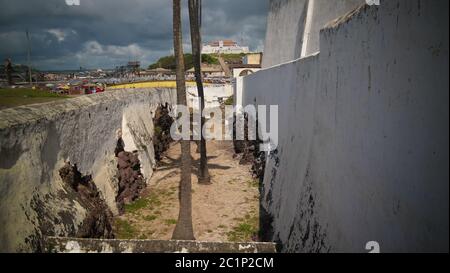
[283,163,330,253]
[0,142,24,169]
[40,122,61,184]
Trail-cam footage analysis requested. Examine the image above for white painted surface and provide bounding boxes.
[244,0,449,252]
[262,0,364,67]
[262,0,308,68]
[186,84,233,110]
[234,77,244,108]
[302,0,365,57]
[300,0,316,57]
[0,88,176,252]
[232,68,261,78]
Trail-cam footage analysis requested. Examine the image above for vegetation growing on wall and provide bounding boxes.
[210,53,246,64]
[153,104,174,162]
[148,54,219,70]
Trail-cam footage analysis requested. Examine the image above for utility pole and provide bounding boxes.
[26,29,32,86]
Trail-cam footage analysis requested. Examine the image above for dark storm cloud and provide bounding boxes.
[0,0,269,70]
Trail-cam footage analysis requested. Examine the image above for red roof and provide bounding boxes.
[208,40,237,47]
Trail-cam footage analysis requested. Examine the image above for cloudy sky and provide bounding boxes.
[0,0,269,71]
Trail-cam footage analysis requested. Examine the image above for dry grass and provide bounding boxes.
[114,140,259,242]
[0,88,68,110]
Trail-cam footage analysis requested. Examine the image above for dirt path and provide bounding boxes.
[113,140,259,242]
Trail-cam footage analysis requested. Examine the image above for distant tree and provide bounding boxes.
[148,54,218,71]
[171,0,195,241]
[201,54,219,65]
[189,0,210,183]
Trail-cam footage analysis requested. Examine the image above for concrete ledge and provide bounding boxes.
[44,237,277,253]
[0,88,173,129]
[0,87,177,252]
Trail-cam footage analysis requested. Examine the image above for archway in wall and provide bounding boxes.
[239,69,255,77]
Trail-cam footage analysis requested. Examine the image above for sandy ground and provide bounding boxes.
[114,140,259,242]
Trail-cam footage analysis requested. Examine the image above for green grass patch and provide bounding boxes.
[227,213,259,242]
[247,179,259,188]
[148,53,219,71]
[164,218,177,226]
[114,219,137,239]
[154,126,162,135]
[0,88,68,109]
[149,195,162,207]
[143,215,158,221]
[224,96,234,106]
[159,189,174,197]
[211,53,246,64]
[124,198,149,213]
[124,191,162,213]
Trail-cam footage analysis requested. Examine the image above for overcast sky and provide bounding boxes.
[0,0,269,71]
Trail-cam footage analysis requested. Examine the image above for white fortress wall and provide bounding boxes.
[261,0,365,68]
[242,0,449,252]
[187,84,233,110]
[0,88,176,252]
[261,0,308,68]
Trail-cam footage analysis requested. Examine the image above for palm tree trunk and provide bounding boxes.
[188,0,210,183]
[172,0,195,241]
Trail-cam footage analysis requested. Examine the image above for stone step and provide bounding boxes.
[44,237,277,253]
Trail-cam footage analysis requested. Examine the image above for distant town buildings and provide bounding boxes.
[114,61,141,78]
[202,40,250,54]
[187,64,226,78]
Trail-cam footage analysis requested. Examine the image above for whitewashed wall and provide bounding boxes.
[0,88,176,252]
[262,0,308,68]
[243,0,449,252]
[187,84,233,110]
[261,0,364,68]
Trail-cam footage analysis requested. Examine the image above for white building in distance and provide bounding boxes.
[202,40,250,54]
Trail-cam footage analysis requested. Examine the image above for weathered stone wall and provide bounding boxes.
[0,88,176,252]
[261,0,364,68]
[242,0,449,252]
[261,0,308,68]
[44,237,277,253]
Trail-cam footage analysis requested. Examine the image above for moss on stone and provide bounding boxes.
[114,219,137,239]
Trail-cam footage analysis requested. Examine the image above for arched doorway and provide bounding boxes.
[239,69,254,77]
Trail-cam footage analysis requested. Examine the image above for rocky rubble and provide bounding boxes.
[152,104,174,162]
[233,114,266,180]
[59,162,114,238]
[112,104,173,214]
[115,150,146,213]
